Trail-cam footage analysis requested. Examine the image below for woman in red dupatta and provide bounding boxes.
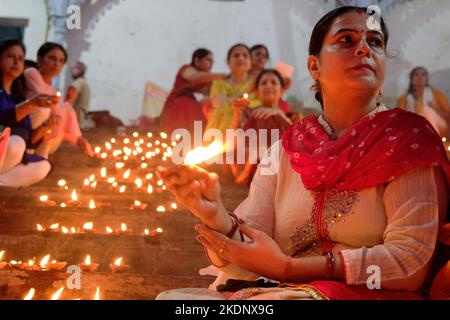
[156,6,449,300]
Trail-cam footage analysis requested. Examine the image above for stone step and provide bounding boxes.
[0,233,210,276]
[0,269,213,300]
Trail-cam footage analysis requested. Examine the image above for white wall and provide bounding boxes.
[0,0,47,60]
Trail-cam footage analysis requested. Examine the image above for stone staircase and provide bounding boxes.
[0,128,249,300]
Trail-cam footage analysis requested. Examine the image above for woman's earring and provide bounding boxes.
[376,90,382,107]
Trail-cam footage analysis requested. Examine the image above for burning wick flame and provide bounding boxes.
[0,250,4,261]
[89,199,96,209]
[51,287,64,300]
[94,287,100,300]
[100,167,107,178]
[40,195,49,202]
[84,255,91,265]
[57,179,66,187]
[123,169,131,179]
[36,224,44,231]
[61,226,69,234]
[40,254,50,268]
[135,178,143,188]
[83,222,94,230]
[24,288,35,300]
[156,227,163,233]
[243,93,249,99]
[106,226,113,234]
[71,190,78,202]
[121,223,127,232]
[114,257,123,266]
[157,206,166,213]
[144,229,150,236]
[184,141,224,165]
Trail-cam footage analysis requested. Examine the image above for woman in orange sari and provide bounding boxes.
[160,49,225,135]
[156,6,449,300]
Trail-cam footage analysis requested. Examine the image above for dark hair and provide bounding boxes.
[25,59,38,69]
[309,6,390,108]
[37,42,68,63]
[407,66,429,96]
[0,39,27,103]
[250,44,270,59]
[227,43,251,62]
[191,48,212,67]
[255,69,285,90]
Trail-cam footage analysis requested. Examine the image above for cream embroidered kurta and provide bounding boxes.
[220,122,447,291]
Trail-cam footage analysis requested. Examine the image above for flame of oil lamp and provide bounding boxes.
[89,199,96,209]
[70,227,77,233]
[113,150,122,157]
[83,222,94,231]
[147,185,153,194]
[160,132,168,139]
[50,223,59,231]
[85,255,91,265]
[107,177,116,184]
[89,174,95,182]
[111,138,117,143]
[40,195,49,202]
[147,132,153,138]
[123,138,130,144]
[442,137,447,143]
[94,146,101,154]
[144,229,150,236]
[68,189,79,206]
[123,155,129,161]
[0,250,6,269]
[171,141,177,147]
[91,181,97,188]
[157,206,166,213]
[155,140,161,146]
[171,203,177,210]
[0,250,4,261]
[112,182,118,188]
[132,150,138,156]
[145,152,152,159]
[106,226,113,234]
[51,287,64,300]
[133,132,139,138]
[39,254,50,269]
[135,178,143,189]
[175,134,181,140]
[36,224,44,232]
[57,179,67,187]
[61,202,67,208]
[155,148,161,154]
[109,256,129,273]
[140,156,146,161]
[146,173,153,180]
[157,180,163,186]
[121,223,127,233]
[184,141,224,165]
[156,227,163,233]
[161,143,168,148]
[114,257,122,266]
[105,142,112,150]
[141,163,148,169]
[147,142,153,148]
[24,288,35,300]
[101,153,107,159]
[119,185,126,193]
[94,287,101,300]
[115,162,125,169]
[139,138,144,144]
[61,226,69,234]
[84,178,90,187]
[134,141,140,147]
[162,185,167,191]
[100,167,107,178]
[136,147,143,154]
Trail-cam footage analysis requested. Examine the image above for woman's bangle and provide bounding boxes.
[281,256,292,283]
[325,251,335,280]
[226,212,240,238]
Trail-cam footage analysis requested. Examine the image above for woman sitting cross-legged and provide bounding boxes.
[155,6,449,300]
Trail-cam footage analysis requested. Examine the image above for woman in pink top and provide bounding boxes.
[25,42,93,158]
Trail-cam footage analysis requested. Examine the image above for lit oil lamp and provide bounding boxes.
[61,226,69,234]
[51,287,64,300]
[134,178,143,189]
[115,162,125,170]
[105,226,113,234]
[39,254,50,270]
[89,199,96,209]
[24,288,35,300]
[131,200,147,210]
[60,202,67,208]
[36,224,45,232]
[49,223,60,232]
[123,138,130,144]
[83,222,94,233]
[39,194,56,207]
[133,132,139,138]
[156,205,166,213]
[147,132,153,138]
[94,146,101,154]
[79,254,99,272]
[111,138,117,144]
[83,178,90,190]
[100,152,107,159]
[89,174,96,182]
[119,185,126,193]
[109,257,129,273]
[123,169,131,180]
[116,223,127,234]
[57,179,67,189]
[171,203,178,210]
[0,250,7,269]
[70,227,77,234]
[67,189,79,206]
[48,259,67,271]
[100,167,107,178]
[94,287,101,300]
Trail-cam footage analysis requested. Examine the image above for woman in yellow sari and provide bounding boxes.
[206,44,258,136]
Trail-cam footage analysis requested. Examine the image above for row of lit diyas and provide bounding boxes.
[35,222,164,236]
[0,250,129,274]
[23,286,101,300]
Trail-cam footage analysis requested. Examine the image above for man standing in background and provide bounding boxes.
[70,61,91,129]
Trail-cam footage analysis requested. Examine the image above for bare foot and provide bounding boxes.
[77,137,94,157]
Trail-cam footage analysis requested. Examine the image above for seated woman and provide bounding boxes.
[0,39,57,187]
[160,48,225,135]
[156,6,449,300]
[24,42,93,158]
[249,44,292,113]
[229,69,293,186]
[397,67,450,136]
[206,44,258,137]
